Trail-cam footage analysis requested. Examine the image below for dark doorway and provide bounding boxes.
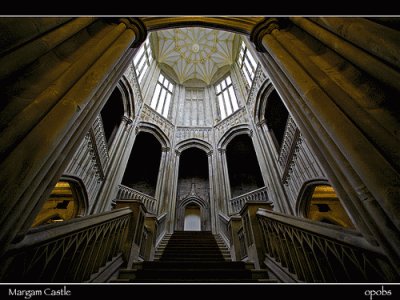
[121,132,161,197]
[226,134,264,198]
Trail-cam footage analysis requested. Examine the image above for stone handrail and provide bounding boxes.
[117,185,157,214]
[229,186,269,215]
[256,208,398,282]
[1,208,132,282]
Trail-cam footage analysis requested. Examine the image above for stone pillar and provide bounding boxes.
[155,147,170,215]
[207,150,217,233]
[255,119,291,214]
[240,201,273,269]
[218,148,232,213]
[93,116,135,214]
[0,17,147,258]
[250,17,400,271]
[167,150,181,232]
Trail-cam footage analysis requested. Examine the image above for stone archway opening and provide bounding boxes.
[175,147,210,231]
[184,204,201,231]
[121,132,162,197]
[226,134,264,198]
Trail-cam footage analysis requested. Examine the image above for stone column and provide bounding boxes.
[218,148,232,214]
[0,17,147,258]
[167,150,181,232]
[155,146,170,215]
[255,119,292,214]
[93,116,135,214]
[250,17,400,271]
[207,150,217,233]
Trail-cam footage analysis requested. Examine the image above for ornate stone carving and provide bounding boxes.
[175,126,213,143]
[140,104,174,139]
[215,107,249,140]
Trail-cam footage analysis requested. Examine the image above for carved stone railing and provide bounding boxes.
[277,116,300,173]
[117,185,157,214]
[91,115,110,171]
[257,209,399,282]
[229,186,270,215]
[0,208,132,282]
[123,61,143,109]
[65,131,105,207]
[247,63,268,110]
[218,212,231,246]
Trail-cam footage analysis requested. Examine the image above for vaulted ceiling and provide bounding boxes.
[152,28,239,85]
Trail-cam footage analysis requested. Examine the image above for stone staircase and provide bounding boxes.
[113,231,274,283]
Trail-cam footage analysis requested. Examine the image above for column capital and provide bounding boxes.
[207,150,213,157]
[250,17,288,52]
[175,149,181,156]
[162,146,170,153]
[116,17,148,48]
[256,119,266,127]
[122,116,133,125]
[218,148,226,154]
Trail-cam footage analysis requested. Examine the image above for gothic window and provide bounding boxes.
[133,37,153,84]
[150,73,174,118]
[215,75,239,120]
[185,88,205,126]
[237,40,258,89]
[264,89,289,151]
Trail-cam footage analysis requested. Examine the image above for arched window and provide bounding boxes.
[215,75,239,120]
[264,89,289,151]
[237,40,258,90]
[300,183,355,229]
[150,73,174,118]
[31,178,87,228]
[100,87,125,146]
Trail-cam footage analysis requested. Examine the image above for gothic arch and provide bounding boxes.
[179,196,209,210]
[295,179,331,218]
[176,138,213,155]
[136,121,171,148]
[141,17,264,35]
[217,124,252,150]
[60,175,89,217]
[254,81,274,124]
[176,195,210,231]
[117,76,135,119]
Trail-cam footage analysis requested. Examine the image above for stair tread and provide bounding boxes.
[116,231,269,283]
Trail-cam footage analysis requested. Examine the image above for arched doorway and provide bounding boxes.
[184,204,201,231]
[175,147,211,231]
[121,132,162,197]
[226,134,264,198]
